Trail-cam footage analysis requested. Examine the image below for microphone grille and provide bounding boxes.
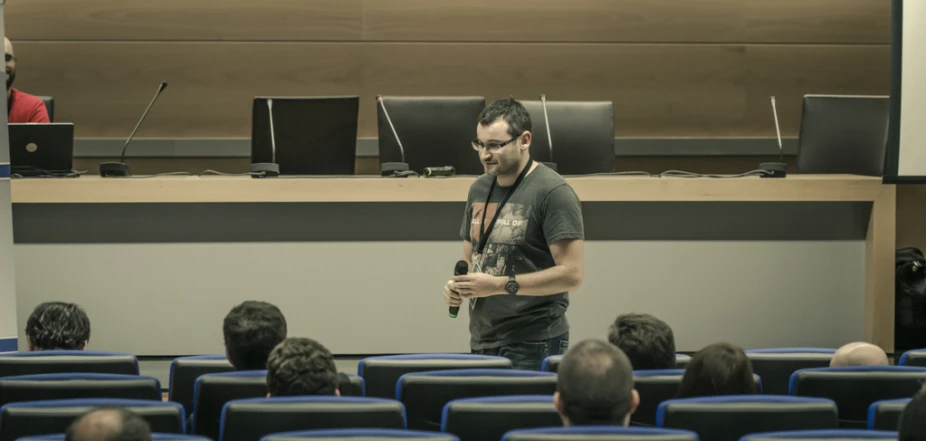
[454,260,469,274]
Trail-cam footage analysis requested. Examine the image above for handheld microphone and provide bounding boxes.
[376,95,411,177]
[539,94,558,173]
[449,260,468,318]
[424,165,455,177]
[99,81,168,177]
[759,95,787,178]
[250,98,281,178]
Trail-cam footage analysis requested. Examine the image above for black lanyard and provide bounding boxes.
[476,159,533,254]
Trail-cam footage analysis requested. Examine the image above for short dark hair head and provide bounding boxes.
[65,406,152,441]
[266,337,338,397]
[478,97,532,138]
[223,301,287,370]
[678,342,757,398]
[607,313,676,370]
[557,339,635,426]
[899,385,926,441]
[25,302,91,351]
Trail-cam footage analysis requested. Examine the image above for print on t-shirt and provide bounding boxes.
[470,201,530,278]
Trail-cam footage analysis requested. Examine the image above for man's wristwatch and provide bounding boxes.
[505,275,519,295]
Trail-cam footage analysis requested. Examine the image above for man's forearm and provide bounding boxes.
[490,264,583,297]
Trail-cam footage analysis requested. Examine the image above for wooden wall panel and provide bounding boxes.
[744,0,890,44]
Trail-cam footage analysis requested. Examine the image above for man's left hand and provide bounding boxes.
[452,273,505,299]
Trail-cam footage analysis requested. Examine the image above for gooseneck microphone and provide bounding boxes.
[759,96,787,178]
[539,94,558,173]
[250,98,281,178]
[99,81,168,177]
[449,260,468,318]
[376,95,411,177]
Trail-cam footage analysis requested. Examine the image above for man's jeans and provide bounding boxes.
[472,332,569,371]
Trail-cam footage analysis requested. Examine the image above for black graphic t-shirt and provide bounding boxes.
[459,164,585,350]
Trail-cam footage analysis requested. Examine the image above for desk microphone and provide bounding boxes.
[759,96,787,178]
[424,166,455,177]
[376,95,411,177]
[250,98,281,178]
[539,94,558,173]
[449,260,468,318]
[99,81,168,177]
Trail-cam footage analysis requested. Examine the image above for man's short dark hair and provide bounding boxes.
[478,97,532,138]
[678,342,757,398]
[557,339,635,426]
[223,301,287,370]
[899,385,926,441]
[65,406,152,441]
[266,337,338,397]
[607,313,676,370]
[25,302,91,350]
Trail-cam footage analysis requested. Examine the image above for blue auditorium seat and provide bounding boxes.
[169,354,235,417]
[502,426,700,441]
[739,429,898,441]
[358,354,511,399]
[0,350,139,377]
[0,399,184,441]
[898,349,926,366]
[440,395,560,441]
[632,369,763,426]
[745,348,835,395]
[867,398,910,431]
[0,373,161,407]
[18,434,212,441]
[192,370,267,441]
[542,354,692,373]
[261,429,458,441]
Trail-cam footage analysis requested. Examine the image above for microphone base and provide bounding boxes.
[381,162,410,177]
[250,162,280,178]
[759,162,788,178]
[542,162,558,173]
[99,162,131,177]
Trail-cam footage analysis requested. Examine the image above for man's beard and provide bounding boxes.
[6,69,14,90]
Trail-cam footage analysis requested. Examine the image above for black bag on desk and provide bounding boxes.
[896,247,926,351]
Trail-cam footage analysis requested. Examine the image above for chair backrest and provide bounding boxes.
[675,355,691,369]
[519,100,615,174]
[375,96,486,175]
[657,395,839,441]
[0,399,184,441]
[220,396,407,441]
[340,373,364,397]
[631,370,764,427]
[502,426,701,441]
[739,430,899,441]
[746,349,836,395]
[0,350,139,377]
[192,370,268,441]
[169,354,235,417]
[543,355,690,373]
[867,398,910,431]
[796,94,890,176]
[37,96,54,122]
[261,429,458,441]
[790,366,926,428]
[898,349,926,366]
[18,434,213,441]
[398,369,557,431]
[358,354,511,399]
[441,395,560,441]
[0,373,161,407]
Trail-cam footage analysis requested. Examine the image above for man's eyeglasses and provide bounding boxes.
[472,134,521,152]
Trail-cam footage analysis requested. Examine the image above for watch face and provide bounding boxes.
[505,281,518,294]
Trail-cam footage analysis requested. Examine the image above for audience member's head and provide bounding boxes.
[5,37,15,94]
[554,339,639,427]
[266,337,339,397]
[678,342,756,398]
[607,313,676,370]
[899,385,926,441]
[223,300,287,370]
[65,406,152,441]
[25,301,91,351]
[830,342,889,367]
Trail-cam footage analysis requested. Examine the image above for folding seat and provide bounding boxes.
[441,395,560,441]
[0,399,184,441]
[358,354,510,399]
[746,348,835,395]
[192,370,267,441]
[739,429,898,441]
[19,435,212,441]
[542,354,692,373]
[502,426,700,441]
[898,348,926,366]
[866,398,910,431]
[631,369,763,426]
[0,373,160,407]
[169,354,235,417]
[0,350,138,377]
[261,429,456,441]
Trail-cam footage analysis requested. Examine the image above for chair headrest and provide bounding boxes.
[359,354,511,375]
[502,426,700,441]
[899,349,926,365]
[656,395,837,426]
[746,349,837,355]
[16,434,213,441]
[739,430,898,441]
[0,351,135,358]
[260,429,457,441]
[1,398,181,411]
[633,369,685,378]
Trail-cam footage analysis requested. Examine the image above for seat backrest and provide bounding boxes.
[0,351,139,377]
[441,395,560,441]
[746,349,836,395]
[375,96,486,175]
[632,369,685,426]
[657,395,839,441]
[37,96,54,122]
[340,373,364,397]
[790,366,926,428]
[519,100,615,174]
[358,354,511,399]
[261,429,458,441]
[398,369,557,431]
[867,398,910,431]
[543,355,690,373]
[898,349,926,366]
[19,434,213,441]
[169,354,235,417]
[0,399,184,441]
[220,396,407,441]
[740,429,899,441]
[502,426,701,441]
[675,355,691,369]
[796,94,890,176]
[192,370,268,441]
[0,373,161,407]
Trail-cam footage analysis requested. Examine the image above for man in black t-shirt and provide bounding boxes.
[443,97,585,371]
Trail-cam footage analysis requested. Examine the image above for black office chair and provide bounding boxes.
[0,399,184,441]
[519,100,615,174]
[192,370,268,441]
[376,96,486,175]
[358,354,511,399]
[219,396,407,441]
[260,429,457,441]
[38,96,54,122]
[898,349,926,366]
[0,350,139,377]
[441,395,560,441]
[169,354,235,418]
[657,396,839,441]
[796,94,890,176]
[739,429,899,441]
[502,426,700,441]
[746,348,836,395]
[867,398,909,431]
[790,366,926,428]
[0,373,161,407]
[397,369,558,431]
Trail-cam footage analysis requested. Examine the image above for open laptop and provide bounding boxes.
[8,123,75,176]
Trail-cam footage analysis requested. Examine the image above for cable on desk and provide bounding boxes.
[658,169,772,178]
[134,171,195,178]
[11,167,87,178]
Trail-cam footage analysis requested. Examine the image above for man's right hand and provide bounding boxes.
[444,279,463,307]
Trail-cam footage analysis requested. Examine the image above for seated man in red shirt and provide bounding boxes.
[6,37,49,123]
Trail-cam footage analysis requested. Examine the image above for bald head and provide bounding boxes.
[65,407,151,441]
[554,339,639,427]
[830,342,889,367]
